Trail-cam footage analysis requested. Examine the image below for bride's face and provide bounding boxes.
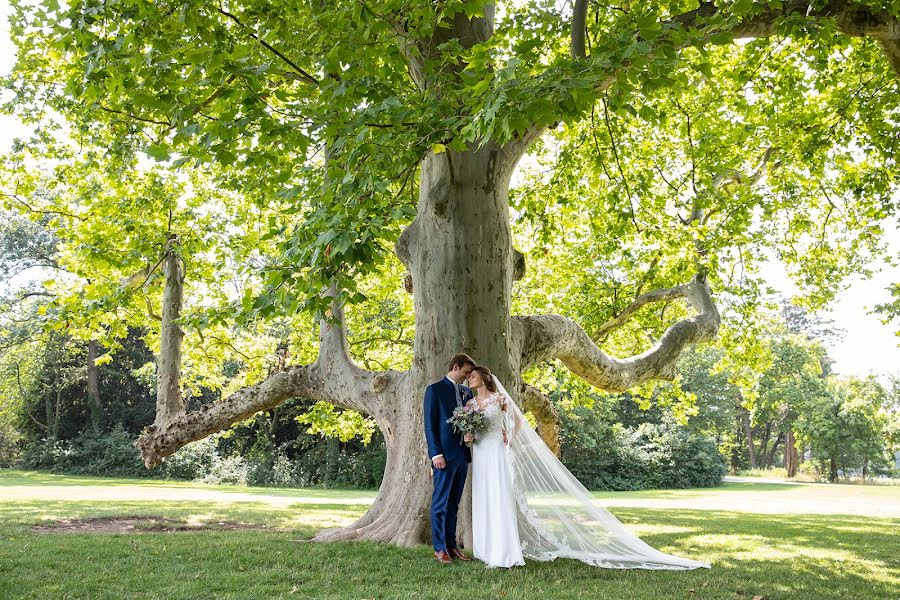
[467,371,483,389]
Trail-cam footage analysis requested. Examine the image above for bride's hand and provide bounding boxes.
[502,432,508,445]
[464,433,475,444]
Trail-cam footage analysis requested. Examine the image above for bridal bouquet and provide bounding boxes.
[447,404,488,441]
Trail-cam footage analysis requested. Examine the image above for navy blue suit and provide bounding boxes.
[424,377,472,552]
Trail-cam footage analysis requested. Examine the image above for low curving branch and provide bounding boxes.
[515,275,719,393]
[136,285,390,468]
[137,365,334,468]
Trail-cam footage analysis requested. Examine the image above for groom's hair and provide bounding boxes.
[448,353,476,372]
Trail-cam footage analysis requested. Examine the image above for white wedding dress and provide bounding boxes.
[470,392,525,568]
[470,376,710,571]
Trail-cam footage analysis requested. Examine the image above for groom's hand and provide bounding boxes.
[432,456,446,469]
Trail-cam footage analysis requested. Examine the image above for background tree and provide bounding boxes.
[751,336,827,469]
[2,1,898,546]
[794,375,892,481]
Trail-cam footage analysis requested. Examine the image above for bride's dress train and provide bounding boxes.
[471,378,709,571]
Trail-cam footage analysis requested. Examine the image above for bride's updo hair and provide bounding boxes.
[472,366,498,392]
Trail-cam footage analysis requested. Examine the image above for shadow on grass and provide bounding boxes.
[0,499,371,533]
[589,482,810,501]
[612,508,900,566]
[0,470,377,500]
[2,500,898,600]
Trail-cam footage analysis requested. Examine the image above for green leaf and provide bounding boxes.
[147,143,171,161]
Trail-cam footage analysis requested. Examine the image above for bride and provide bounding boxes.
[464,365,709,570]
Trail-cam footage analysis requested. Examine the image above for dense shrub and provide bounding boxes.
[21,426,148,477]
[0,429,20,467]
[20,428,387,488]
[157,436,218,480]
[20,393,726,491]
[559,404,726,491]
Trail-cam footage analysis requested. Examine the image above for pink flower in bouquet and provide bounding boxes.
[447,405,488,440]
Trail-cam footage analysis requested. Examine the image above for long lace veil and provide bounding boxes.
[492,375,709,570]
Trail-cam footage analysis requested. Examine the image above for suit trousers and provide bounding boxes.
[431,458,468,551]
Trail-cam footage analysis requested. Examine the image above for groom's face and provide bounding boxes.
[452,364,474,383]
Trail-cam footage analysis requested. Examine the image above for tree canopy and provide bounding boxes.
[2,0,899,546]
[2,2,896,342]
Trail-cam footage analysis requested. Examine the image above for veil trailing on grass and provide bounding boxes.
[493,375,709,570]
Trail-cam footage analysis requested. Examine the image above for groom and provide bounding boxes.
[424,353,476,564]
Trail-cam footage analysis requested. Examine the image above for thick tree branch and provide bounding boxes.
[674,1,900,75]
[136,365,332,468]
[571,0,590,59]
[136,282,391,468]
[392,5,496,92]
[593,283,689,341]
[515,275,719,392]
[673,0,900,40]
[877,39,900,76]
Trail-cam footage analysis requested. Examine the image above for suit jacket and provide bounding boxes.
[424,377,473,464]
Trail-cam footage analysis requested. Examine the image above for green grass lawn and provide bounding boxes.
[1,470,898,600]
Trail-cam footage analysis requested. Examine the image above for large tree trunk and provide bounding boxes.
[319,141,524,548]
[784,429,798,478]
[399,147,519,384]
[317,375,435,546]
[758,422,772,468]
[766,431,783,469]
[87,339,104,431]
[154,236,185,429]
[741,408,757,470]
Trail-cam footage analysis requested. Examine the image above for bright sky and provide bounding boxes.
[1,1,898,379]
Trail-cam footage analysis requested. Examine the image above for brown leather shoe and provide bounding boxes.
[448,548,472,561]
[435,550,453,564]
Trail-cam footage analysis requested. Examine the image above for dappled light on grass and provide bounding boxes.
[184,513,217,527]
[0,499,368,533]
[621,522,702,537]
[1,474,898,599]
[282,503,367,531]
